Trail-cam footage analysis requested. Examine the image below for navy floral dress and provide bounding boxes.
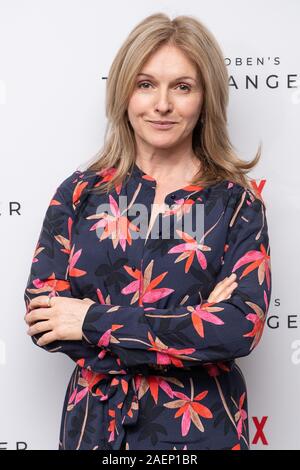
[24,163,272,450]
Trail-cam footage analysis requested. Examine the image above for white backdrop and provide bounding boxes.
[0,0,299,450]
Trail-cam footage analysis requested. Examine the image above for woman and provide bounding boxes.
[24,13,271,450]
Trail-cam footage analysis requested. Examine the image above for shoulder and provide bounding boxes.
[223,181,268,233]
[210,179,265,210]
[225,180,266,210]
[55,168,104,209]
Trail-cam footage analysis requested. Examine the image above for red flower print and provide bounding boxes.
[243,292,269,351]
[232,243,271,290]
[26,273,70,295]
[53,216,73,255]
[87,194,140,252]
[168,230,211,272]
[135,374,180,404]
[67,369,107,409]
[203,361,231,377]
[234,392,247,439]
[121,259,174,306]
[72,180,89,209]
[189,302,225,338]
[147,332,196,368]
[67,244,87,277]
[164,389,213,436]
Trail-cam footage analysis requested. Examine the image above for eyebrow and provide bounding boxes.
[137,73,197,83]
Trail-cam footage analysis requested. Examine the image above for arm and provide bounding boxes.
[81,186,272,368]
[24,170,121,373]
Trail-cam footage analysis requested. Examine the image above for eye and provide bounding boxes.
[137,81,152,89]
[137,81,191,91]
[177,83,191,92]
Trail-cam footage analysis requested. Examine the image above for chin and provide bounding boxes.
[146,140,177,149]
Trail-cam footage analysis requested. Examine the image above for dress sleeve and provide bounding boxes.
[23,170,121,373]
[81,185,272,368]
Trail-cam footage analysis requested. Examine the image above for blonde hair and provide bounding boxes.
[84,12,261,195]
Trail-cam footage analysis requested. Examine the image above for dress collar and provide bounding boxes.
[131,161,208,205]
[132,162,157,187]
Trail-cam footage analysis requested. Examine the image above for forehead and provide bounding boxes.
[137,72,197,83]
[138,45,198,80]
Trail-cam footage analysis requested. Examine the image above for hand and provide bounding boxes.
[207,273,238,303]
[24,296,96,346]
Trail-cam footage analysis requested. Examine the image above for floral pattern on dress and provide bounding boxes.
[24,163,271,450]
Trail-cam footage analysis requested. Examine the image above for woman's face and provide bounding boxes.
[127,44,203,151]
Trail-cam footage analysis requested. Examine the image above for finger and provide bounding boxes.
[211,277,232,297]
[26,308,51,325]
[223,280,238,290]
[218,282,238,298]
[27,320,52,337]
[227,281,238,291]
[208,281,238,303]
[225,281,239,296]
[213,275,237,295]
[36,331,57,347]
[217,282,238,301]
[221,273,237,284]
[29,295,53,311]
[211,280,226,296]
[25,308,52,325]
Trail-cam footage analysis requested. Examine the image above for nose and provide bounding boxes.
[154,88,173,113]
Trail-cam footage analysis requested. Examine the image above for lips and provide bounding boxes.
[148,121,176,130]
[149,121,177,124]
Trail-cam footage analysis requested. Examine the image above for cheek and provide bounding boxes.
[128,93,149,117]
[179,97,203,124]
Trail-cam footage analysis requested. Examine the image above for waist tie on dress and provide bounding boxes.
[96,370,141,450]
[94,364,172,450]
